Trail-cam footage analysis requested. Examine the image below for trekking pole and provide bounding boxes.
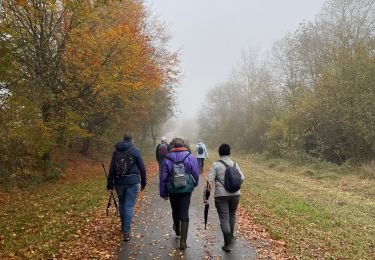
[101,163,118,216]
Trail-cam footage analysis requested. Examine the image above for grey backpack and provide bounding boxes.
[171,153,191,188]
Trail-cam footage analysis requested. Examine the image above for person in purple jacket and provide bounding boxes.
[159,137,199,250]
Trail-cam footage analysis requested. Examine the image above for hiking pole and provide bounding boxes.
[101,163,118,216]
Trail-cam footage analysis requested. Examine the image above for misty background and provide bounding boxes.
[146,0,327,142]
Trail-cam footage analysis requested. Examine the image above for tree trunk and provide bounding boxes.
[80,138,91,155]
[150,123,157,147]
[139,125,147,152]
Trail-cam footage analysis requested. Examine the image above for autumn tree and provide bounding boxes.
[0,0,179,188]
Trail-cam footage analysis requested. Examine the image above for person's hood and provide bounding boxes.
[115,141,133,151]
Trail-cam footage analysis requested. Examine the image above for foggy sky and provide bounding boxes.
[146,0,327,120]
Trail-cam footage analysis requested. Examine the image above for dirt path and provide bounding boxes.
[116,173,257,259]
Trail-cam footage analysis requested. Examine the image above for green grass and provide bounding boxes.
[234,154,375,259]
[0,177,107,258]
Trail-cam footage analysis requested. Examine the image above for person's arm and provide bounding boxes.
[236,162,245,181]
[107,152,116,190]
[135,150,147,189]
[189,155,200,186]
[207,163,216,186]
[159,159,170,198]
[204,144,209,158]
[155,144,159,162]
[204,163,216,204]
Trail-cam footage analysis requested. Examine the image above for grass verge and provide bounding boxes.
[233,154,375,259]
[0,159,107,258]
[0,149,156,259]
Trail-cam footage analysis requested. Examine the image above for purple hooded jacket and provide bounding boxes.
[159,147,200,198]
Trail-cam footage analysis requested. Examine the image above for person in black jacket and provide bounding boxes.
[107,133,146,241]
[155,136,170,171]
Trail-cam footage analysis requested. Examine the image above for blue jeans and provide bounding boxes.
[115,183,141,233]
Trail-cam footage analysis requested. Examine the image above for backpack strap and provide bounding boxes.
[179,152,191,163]
[218,159,236,168]
[126,145,135,154]
[215,160,226,187]
[218,160,229,168]
[124,145,135,158]
[215,175,225,188]
[165,152,191,164]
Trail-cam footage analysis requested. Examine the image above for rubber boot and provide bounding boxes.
[173,221,180,237]
[222,233,232,252]
[179,221,189,250]
[230,230,236,243]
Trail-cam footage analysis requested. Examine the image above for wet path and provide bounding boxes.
[117,174,257,259]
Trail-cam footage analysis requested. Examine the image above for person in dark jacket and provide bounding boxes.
[155,136,171,170]
[159,137,200,250]
[107,133,146,241]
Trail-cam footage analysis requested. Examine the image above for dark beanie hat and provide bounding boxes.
[218,143,230,156]
[123,132,133,142]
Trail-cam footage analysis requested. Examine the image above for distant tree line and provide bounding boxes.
[199,0,374,164]
[0,0,179,186]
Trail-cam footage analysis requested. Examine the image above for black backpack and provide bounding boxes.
[197,144,204,154]
[115,146,134,177]
[216,160,242,193]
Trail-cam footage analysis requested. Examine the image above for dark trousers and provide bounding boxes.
[215,195,240,233]
[197,158,204,171]
[169,192,192,222]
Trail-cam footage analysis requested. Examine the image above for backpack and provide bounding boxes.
[158,143,168,157]
[216,160,242,193]
[197,144,204,154]
[166,152,196,194]
[115,146,134,177]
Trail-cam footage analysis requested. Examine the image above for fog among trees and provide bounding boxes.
[198,0,375,164]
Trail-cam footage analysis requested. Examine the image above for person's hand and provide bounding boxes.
[203,199,209,205]
[163,196,169,201]
[108,189,113,194]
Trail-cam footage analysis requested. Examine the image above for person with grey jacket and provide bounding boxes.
[195,140,209,172]
[205,143,244,252]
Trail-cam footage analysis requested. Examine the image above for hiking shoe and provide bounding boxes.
[123,233,131,242]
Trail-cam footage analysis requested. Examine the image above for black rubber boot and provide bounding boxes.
[230,230,236,243]
[222,233,232,252]
[173,221,180,237]
[179,221,189,250]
